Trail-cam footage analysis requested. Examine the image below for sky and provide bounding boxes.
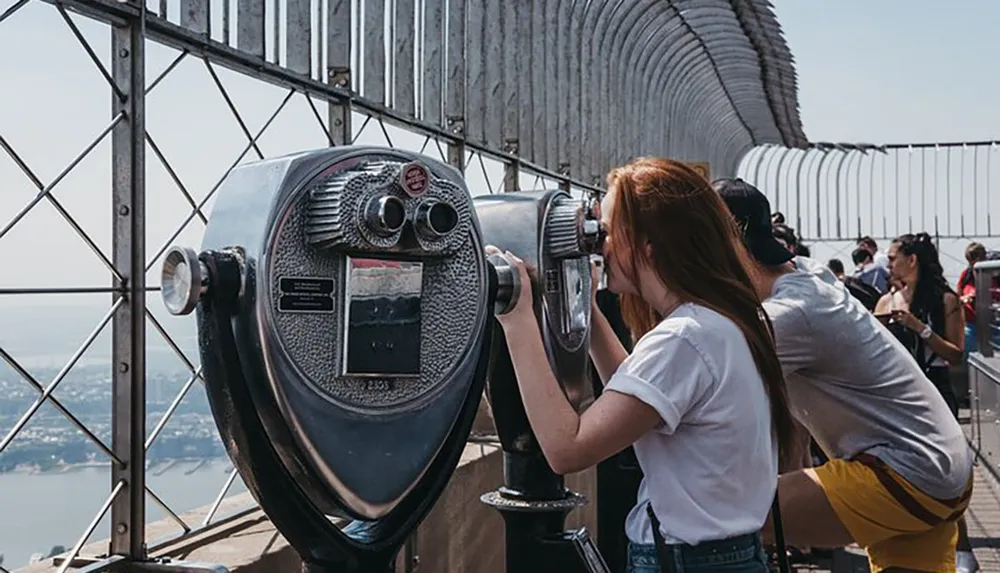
[770,0,1000,143]
[753,0,999,275]
[0,0,998,319]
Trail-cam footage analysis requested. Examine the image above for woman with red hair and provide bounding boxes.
[487,157,795,573]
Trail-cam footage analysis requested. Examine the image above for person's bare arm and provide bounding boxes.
[927,293,965,365]
[890,295,964,365]
[590,304,629,384]
[488,249,660,475]
[500,292,659,475]
[874,293,893,316]
[588,261,629,384]
[780,417,814,474]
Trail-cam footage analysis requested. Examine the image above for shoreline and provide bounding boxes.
[1,456,232,476]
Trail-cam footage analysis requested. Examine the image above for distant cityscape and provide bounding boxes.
[0,302,230,473]
[0,360,226,474]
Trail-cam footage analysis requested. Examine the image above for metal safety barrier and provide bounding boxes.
[734,141,1000,290]
[738,141,1000,243]
[966,261,1000,476]
[0,0,805,571]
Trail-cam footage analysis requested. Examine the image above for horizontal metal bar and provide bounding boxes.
[46,501,260,569]
[881,140,1000,150]
[0,286,162,295]
[969,355,1000,385]
[783,140,1000,154]
[145,505,260,553]
[75,556,128,573]
[973,261,1000,272]
[800,234,1000,243]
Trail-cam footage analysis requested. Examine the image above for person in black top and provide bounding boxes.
[875,233,965,416]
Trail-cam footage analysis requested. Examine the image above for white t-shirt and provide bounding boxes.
[605,303,778,546]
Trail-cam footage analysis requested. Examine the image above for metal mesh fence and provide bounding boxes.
[0,0,802,568]
[738,142,1000,284]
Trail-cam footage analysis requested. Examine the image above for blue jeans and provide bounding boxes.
[627,533,769,573]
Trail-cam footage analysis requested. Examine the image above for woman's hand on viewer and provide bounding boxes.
[484,245,535,327]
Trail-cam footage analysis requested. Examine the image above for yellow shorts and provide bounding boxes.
[814,453,973,573]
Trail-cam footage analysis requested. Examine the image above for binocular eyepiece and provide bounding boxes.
[305,159,466,255]
[361,194,460,241]
[363,195,406,237]
[415,199,460,239]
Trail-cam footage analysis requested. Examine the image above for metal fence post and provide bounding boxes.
[327,0,352,147]
[110,1,147,559]
[448,135,466,174]
[503,141,520,191]
[328,87,352,147]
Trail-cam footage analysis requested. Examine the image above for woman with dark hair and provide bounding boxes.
[876,233,965,415]
[875,232,978,573]
[487,157,795,573]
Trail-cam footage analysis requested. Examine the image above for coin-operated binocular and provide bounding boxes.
[473,191,611,572]
[160,147,514,573]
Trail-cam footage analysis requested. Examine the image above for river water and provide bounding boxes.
[0,459,248,569]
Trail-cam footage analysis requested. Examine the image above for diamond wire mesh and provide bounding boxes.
[0,10,491,570]
[0,0,605,568]
[0,3,216,566]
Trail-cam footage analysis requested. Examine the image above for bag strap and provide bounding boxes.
[771,491,791,573]
[646,503,677,573]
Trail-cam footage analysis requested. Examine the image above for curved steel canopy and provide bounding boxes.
[103,0,811,180]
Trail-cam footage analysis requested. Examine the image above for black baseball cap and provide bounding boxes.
[712,178,794,267]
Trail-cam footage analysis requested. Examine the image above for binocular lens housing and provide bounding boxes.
[415,199,459,239]
[364,195,407,236]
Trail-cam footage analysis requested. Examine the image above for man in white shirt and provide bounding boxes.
[715,178,975,573]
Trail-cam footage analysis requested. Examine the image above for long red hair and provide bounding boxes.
[606,157,794,467]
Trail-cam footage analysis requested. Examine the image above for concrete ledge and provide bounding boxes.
[18,439,597,573]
